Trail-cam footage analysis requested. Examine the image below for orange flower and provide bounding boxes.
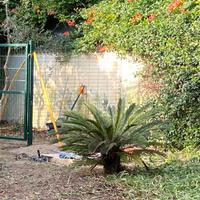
[167,0,183,12]
[174,0,182,7]
[131,12,142,23]
[147,13,156,22]
[128,0,133,2]
[63,31,70,37]
[98,46,107,53]
[65,20,76,27]
[85,19,93,25]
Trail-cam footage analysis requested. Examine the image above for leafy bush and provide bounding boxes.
[76,0,200,148]
[159,66,200,148]
[0,0,100,50]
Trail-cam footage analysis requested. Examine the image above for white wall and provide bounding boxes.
[33,52,144,128]
[1,52,144,129]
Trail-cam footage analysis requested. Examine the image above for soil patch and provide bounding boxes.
[0,141,127,200]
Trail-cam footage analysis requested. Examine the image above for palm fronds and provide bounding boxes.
[59,98,163,173]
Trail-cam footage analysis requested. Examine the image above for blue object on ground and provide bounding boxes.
[59,152,82,160]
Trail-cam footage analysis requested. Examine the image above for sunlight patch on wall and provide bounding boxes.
[96,52,117,72]
[118,59,143,84]
[97,52,143,83]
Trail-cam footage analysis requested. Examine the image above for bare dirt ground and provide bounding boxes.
[0,140,127,200]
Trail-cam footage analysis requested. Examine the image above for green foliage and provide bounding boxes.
[159,66,200,148]
[0,0,101,50]
[32,0,101,21]
[76,0,200,148]
[0,0,50,44]
[1,0,199,147]
[77,0,200,56]
[108,149,200,199]
[0,0,20,42]
[60,98,163,173]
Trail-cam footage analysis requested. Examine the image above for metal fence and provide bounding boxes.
[0,42,33,145]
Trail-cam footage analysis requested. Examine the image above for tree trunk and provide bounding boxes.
[0,1,11,120]
[102,152,122,174]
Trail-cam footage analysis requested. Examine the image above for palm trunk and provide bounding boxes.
[102,152,122,174]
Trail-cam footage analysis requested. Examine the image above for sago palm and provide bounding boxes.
[59,98,164,173]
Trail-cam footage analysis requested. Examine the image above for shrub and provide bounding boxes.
[76,0,200,148]
[59,98,164,174]
[0,0,101,50]
[159,66,200,148]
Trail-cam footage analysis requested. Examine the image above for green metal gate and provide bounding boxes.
[0,41,33,145]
